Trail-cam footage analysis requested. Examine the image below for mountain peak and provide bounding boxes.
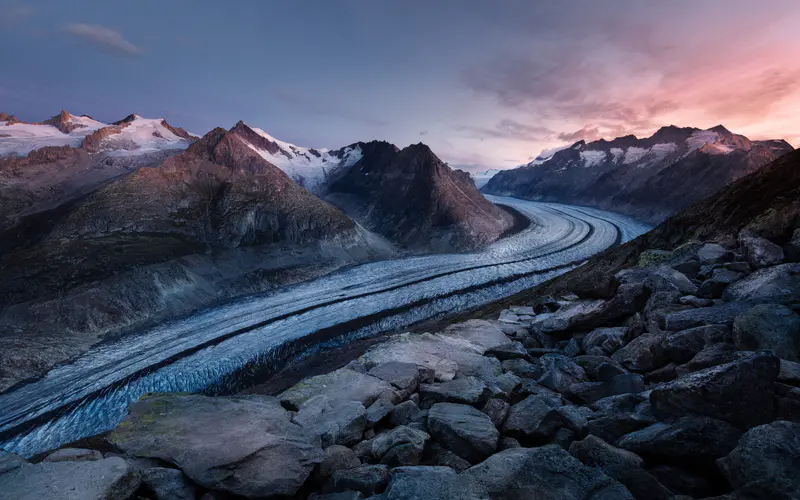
[113,113,141,125]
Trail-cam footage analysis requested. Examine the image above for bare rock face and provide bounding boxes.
[42,110,86,134]
[323,141,513,251]
[109,393,322,498]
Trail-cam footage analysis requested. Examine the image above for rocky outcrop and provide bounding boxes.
[323,141,513,251]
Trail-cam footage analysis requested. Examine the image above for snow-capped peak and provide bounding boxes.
[232,121,363,193]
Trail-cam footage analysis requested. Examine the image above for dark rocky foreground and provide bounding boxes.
[3,229,800,499]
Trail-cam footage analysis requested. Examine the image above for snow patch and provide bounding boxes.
[610,148,624,163]
[471,169,501,188]
[623,147,648,164]
[686,130,720,152]
[579,150,607,168]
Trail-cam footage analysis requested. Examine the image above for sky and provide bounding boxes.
[2,0,800,173]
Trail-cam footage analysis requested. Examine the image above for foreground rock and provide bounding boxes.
[427,403,499,463]
[109,394,322,498]
[0,457,140,500]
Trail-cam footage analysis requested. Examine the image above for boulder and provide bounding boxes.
[0,450,26,474]
[555,405,593,437]
[0,457,140,500]
[612,332,667,372]
[587,394,657,443]
[366,395,395,428]
[649,464,714,497]
[698,268,745,298]
[616,416,741,459]
[740,234,784,269]
[733,304,800,361]
[316,445,361,480]
[494,372,521,395]
[656,325,729,364]
[281,368,393,410]
[427,403,499,463]
[367,362,421,393]
[499,310,521,324]
[650,352,779,429]
[569,435,644,470]
[779,359,800,386]
[140,467,197,500]
[663,302,752,331]
[484,342,529,361]
[501,358,542,379]
[717,421,800,495]
[502,394,563,444]
[582,327,628,356]
[679,295,715,307]
[419,376,491,407]
[424,443,472,471]
[538,354,589,393]
[675,342,738,377]
[381,466,484,500]
[462,445,634,499]
[294,397,367,447]
[389,400,424,427]
[481,398,509,428]
[43,448,103,463]
[329,465,390,496]
[109,394,322,498]
[723,263,800,305]
[369,426,429,461]
[698,243,732,263]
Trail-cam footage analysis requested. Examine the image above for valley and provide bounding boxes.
[0,196,649,457]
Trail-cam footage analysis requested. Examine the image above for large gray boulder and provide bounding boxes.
[294,397,368,447]
[698,243,732,263]
[280,368,393,410]
[650,352,779,429]
[0,456,140,500]
[740,234,784,269]
[656,325,730,365]
[612,332,667,372]
[427,403,499,463]
[381,466,485,500]
[108,394,322,498]
[616,416,742,459]
[367,362,421,393]
[663,302,752,331]
[587,393,657,443]
[733,304,800,361]
[723,263,800,305]
[462,445,634,499]
[537,354,589,393]
[502,394,563,444]
[419,376,491,406]
[582,327,628,356]
[698,268,745,298]
[368,425,429,461]
[717,421,800,496]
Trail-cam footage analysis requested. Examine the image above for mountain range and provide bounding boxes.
[483,125,794,223]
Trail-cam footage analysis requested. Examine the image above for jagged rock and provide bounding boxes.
[109,394,321,498]
[679,295,715,307]
[140,467,197,500]
[481,398,509,427]
[381,466,482,500]
[513,378,562,401]
[366,395,395,428]
[532,295,562,313]
[740,233,785,269]
[498,310,521,324]
[582,327,628,356]
[316,445,361,481]
[369,426,429,461]
[733,304,800,361]
[675,342,738,377]
[698,268,745,298]
[587,393,657,443]
[367,362,421,393]
[0,457,140,500]
[563,338,581,357]
[574,355,624,380]
[538,354,589,393]
[498,437,521,450]
[43,448,103,462]
[529,299,607,336]
[423,443,472,471]
[294,397,367,447]
[698,243,733,263]
[779,359,800,386]
[484,342,529,361]
[568,381,609,405]
[616,416,741,459]
[462,445,634,499]
[427,403,499,463]
[381,444,422,467]
[656,325,729,364]
[717,421,800,497]
[329,465,390,496]
[419,376,491,407]
[502,394,563,444]
[673,260,703,280]
[390,400,424,427]
[510,305,535,315]
[723,263,800,305]
[663,302,752,331]
[612,332,667,372]
[570,373,644,405]
[650,352,779,429]
[494,372,521,395]
[556,405,593,437]
[595,362,628,382]
[281,368,393,410]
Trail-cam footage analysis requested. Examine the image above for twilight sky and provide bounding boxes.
[2,0,799,172]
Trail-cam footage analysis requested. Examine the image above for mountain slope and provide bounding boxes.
[483,125,793,223]
[323,141,514,251]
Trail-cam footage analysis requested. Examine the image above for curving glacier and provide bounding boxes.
[0,196,650,457]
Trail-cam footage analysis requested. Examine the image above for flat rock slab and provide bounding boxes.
[616,416,741,460]
[427,403,499,463]
[663,302,752,331]
[43,448,103,463]
[281,368,393,410]
[723,263,800,305]
[0,456,140,500]
[294,397,367,447]
[462,445,634,499]
[419,376,491,406]
[109,393,322,498]
[382,466,485,500]
[367,362,421,392]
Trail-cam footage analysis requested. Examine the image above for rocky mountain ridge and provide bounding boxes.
[483,125,794,223]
